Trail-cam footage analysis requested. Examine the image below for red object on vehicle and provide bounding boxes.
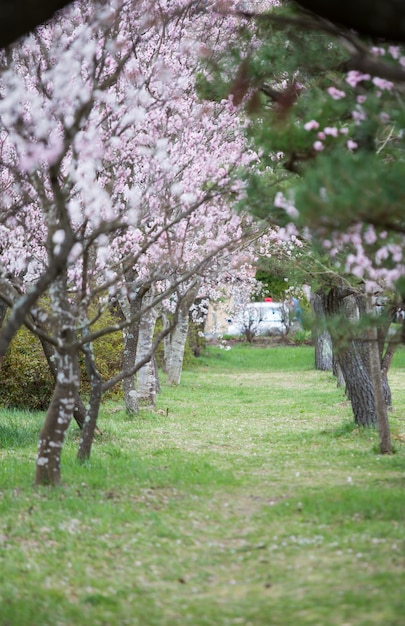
[264,297,273,302]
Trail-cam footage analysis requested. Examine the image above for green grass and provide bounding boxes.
[0,344,404,626]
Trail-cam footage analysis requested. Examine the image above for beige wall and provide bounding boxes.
[204,299,235,336]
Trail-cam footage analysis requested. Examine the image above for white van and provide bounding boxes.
[226,301,288,337]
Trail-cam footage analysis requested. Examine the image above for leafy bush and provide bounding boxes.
[0,326,54,411]
[0,308,124,411]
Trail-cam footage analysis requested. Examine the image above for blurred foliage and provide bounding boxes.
[254,269,288,301]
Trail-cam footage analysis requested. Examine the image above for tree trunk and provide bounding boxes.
[337,340,377,427]
[165,281,201,386]
[35,351,78,485]
[381,339,396,410]
[118,272,144,415]
[378,308,398,411]
[326,287,378,427]
[332,355,345,388]
[35,278,79,485]
[0,300,7,328]
[122,325,139,414]
[37,328,85,428]
[187,297,207,358]
[136,292,159,406]
[311,292,333,371]
[366,297,392,454]
[326,287,395,431]
[77,341,102,462]
[355,295,394,414]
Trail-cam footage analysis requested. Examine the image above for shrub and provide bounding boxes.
[0,326,54,411]
[0,308,124,411]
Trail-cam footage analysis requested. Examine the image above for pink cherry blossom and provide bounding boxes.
[323,127,339,137]
[304,119,319,131]
[327,86,346,100]
[346,139,358,150]
[346,71,371,88]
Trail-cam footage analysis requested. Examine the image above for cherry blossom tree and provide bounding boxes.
[0,0,272,484]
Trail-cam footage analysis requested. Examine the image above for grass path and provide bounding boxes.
[0,344,404,625]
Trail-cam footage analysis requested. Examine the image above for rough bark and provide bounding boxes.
[162,313,171,373]
[328,288,395,433]
[326,287,378,427]
[166,319,190,384]
[311,292,333,371]
[378,311,397,410]
[381,339,396,410]
[337,340,377,427]
[152,354,161,394]
[35,349,79,485]
[0,300,7,328]
[360,297,394,413]
[165,281,201,386]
